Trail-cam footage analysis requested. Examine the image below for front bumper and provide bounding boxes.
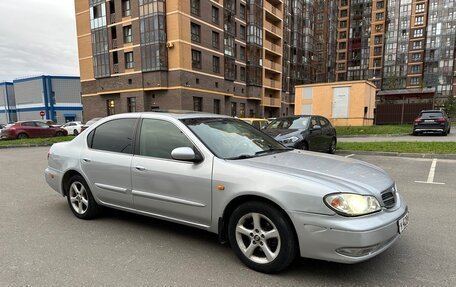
[289,193,408,263]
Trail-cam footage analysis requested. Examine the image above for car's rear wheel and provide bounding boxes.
[17,133,28,139]
[56,131,64,137]
[73,129,79,136]
[66,175,101,219]
[328,138,337,154]
[228,201,297,273]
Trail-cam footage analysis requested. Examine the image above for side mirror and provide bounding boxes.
[311,125,321,131]
[171,147,201,163]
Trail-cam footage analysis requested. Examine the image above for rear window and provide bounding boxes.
[420,112,443,119]
[21,122,36,127]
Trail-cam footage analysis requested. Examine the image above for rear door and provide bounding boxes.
[318,116,333,149]
[21,122,39,137]
[80,118,138,208]
[307,117,324,150]
[35,121,54,137]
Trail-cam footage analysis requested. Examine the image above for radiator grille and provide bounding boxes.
[381,186,396,208]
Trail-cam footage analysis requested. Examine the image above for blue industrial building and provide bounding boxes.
[0,75,82,124]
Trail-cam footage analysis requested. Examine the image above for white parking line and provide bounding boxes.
[344,154,355,158]
[415,159,445,185]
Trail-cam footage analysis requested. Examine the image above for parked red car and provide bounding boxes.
[0,121,68,139]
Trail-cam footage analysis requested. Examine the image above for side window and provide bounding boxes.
[22,122,36,127]
[91,119,137,154]
[319,117,328,127]
[139,119,194,160]
[310,118,318,127]
[36,122,49,128]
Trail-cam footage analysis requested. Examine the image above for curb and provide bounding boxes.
[0,144,53,149]
[338,133,410,138]
[336,150,456,160]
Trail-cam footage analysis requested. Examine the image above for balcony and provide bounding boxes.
[264,41,281,55]
[263,59,282,73]
[110,13,116,24]
[112,38,118,49]
[264,1,282,22]
[262,96,281,107]
[264,22,281,38]
[264,79,281,90]
[113,63,119,74]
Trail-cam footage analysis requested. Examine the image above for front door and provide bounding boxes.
[131,118,212,227]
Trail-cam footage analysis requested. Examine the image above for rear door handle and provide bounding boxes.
[135,166,146,171]
[83,158,91,163]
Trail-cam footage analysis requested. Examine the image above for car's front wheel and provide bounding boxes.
[56,131,64,137]
[228,201,297,273]
[66,175,101,219]
[73,129,79,136]
[328,138,337,154]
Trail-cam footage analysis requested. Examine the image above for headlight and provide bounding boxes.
[280,136,299,144]
[324,193,381,216]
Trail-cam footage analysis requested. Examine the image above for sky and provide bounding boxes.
[0,0,79,82]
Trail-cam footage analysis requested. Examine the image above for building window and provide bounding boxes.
[107,99,115,115]
[122,0,131,17]
[410,77,421,85]
[123,25,132,43]
[340,9,348,17]
[412,53,422,61]
[192,49,202,69]
[211,6,219,24]
[416,3,424,13]
[376,1,384,9]
[413,28,423,38]
[240,66,246,81]
[212,31,219,49]
[376,12,384,21]
[213,56,220,73]
[240,103,245,118]
[213,99,220,114]
[412,41,422,49]
[374,47,382,56]
[339,21,347,28]
[240,25,246,41]
[125,52,133,69]
[415,16,424,25]
[239,4,246,20]
[410,65,421,74]
[240,46,245,60]
[191,0,200,16]
[191,22,201,42]
[338,52,346,60]
[231,102,237,117]
[374,35,383,45]
[339,42,346,49]
[337,63,345,70]
[339,32,347,39]
[375,24,383,32]
[193,97,202,112]
[127,97,136,112]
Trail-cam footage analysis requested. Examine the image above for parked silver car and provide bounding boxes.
[45,112,409,273]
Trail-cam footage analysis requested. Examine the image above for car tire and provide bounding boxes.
[66,175,101,220]
[56,131,64,137]
[328,138,337,154]
[73,129,79,136]
[17,133,28,139]
[301,142,309,150]
[228,201,297,273]
[412,131,418,136]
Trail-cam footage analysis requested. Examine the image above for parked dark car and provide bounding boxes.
[413,110,451,136]
[263,115,337,153]
[80,117,102,133]
[0,121,68,139]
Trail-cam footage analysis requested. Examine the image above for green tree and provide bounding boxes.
[443,94,456,118]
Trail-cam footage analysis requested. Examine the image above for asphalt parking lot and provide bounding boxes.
[1,147,455,286]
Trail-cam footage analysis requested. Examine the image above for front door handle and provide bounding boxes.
[135,166,146,171]
[83,158,91,163]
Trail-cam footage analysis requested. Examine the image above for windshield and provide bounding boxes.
[265,117,310,130]
[182,118,290,159]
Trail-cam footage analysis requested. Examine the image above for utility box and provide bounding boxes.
[295,80,376,126]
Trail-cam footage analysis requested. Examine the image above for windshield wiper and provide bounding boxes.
[226,154,255,160]
[255,148,292,156]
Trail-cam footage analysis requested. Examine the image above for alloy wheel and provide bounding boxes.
[235,212,281,264]
[69,181,89,215]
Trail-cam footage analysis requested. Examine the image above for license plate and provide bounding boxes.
[398,211,409,233]
[424,120,434,123]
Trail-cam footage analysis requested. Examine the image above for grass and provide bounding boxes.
[0,136,74,147]
[336,125,412,136]
[338,142,456,154]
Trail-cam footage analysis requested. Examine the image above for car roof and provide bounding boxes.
[272,115,313,120]
[141,111,231,120]
[240,118,268,121]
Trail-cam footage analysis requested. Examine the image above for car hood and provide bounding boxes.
[263,128,303,138]
[235,150,393,196]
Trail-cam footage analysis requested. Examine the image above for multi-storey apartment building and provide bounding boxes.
[0,82,16,124]
[76,0,291,119]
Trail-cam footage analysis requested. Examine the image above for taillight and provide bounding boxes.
[436,118,446,123]
[414,118,423,123]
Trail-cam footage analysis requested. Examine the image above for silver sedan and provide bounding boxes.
[45,112,409,273]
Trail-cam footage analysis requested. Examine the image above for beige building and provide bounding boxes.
[294,80,376,126]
